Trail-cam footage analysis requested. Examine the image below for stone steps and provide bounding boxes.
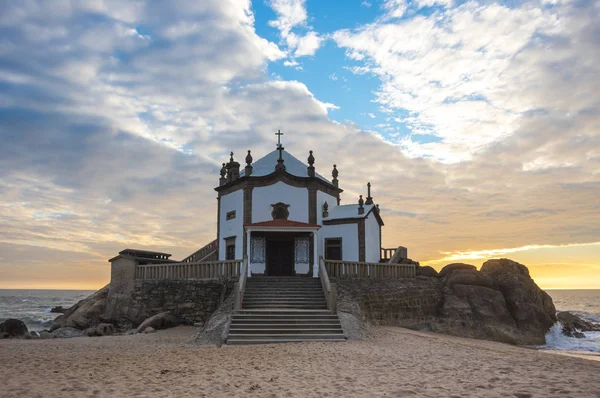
[230,323,342,328]
[226,277,346,345]
[227,338,347,345]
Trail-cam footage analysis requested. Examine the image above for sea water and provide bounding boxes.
[0,289,95,331]
[541,289,600,358]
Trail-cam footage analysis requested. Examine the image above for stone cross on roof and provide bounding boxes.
[275,129,285,161]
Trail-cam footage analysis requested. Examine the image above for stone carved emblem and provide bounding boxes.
[271,202,290,220]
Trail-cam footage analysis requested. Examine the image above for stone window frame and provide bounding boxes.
[226,210,236,220]
[324,237,343,261]
[224,236,236,260]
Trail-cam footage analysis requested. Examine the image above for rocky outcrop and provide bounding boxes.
[436,264,520,344]
[52,327,83,338]
[480,258,556,344]
[416,265,438,277]
[50,306,67,314]
[50,285,109,331]
[334,258,558,345]
[557,311,600,338]
[438,263,476,278]
[85,323,115,337]
[0,319,28,338]
[195,293,235,345]
[136,312,180,333]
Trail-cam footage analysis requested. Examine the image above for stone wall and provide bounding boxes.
[109,279,236,327]
[334,277,443,330]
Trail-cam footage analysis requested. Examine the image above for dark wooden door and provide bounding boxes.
[266,240,294,276]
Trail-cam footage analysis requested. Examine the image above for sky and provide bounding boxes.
[0,0,598,290]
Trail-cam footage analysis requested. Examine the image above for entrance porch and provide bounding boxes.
[244,220,320,277]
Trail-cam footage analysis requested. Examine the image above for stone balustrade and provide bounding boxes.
[135,259,243,280]
[325,260,416,279]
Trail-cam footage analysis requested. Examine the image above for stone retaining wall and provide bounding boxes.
[333,277,443,329]
[108,279,236,326]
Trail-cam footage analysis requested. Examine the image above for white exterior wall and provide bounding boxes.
[364,213,381,263]
[252,182,309,223]
[319,224,359,262]
[316,190,338,226]
[218,190,244,260]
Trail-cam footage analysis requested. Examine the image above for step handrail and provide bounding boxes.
[181,239,218,263]
[319,256,336,312]
[234,255,248,311]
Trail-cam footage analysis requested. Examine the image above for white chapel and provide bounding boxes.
[215,134,384,277]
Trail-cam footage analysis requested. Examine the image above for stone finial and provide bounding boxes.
[332,164,339,187]
[227,151,240,182]
[376,204,380,212]
[307,150,315,177]
[322,201,329,218]
[365,182,374,205]
[358,195,364,215]
[219,162,227,186]
[245,150,253,176]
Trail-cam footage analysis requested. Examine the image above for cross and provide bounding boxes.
[275,130,284,147]
[275,129,285,161]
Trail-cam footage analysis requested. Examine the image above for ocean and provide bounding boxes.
[0,288,598,357]
[0,289,95,331]
[542,289,600,359]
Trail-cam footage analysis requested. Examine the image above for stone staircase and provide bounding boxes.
[227,276,346,345]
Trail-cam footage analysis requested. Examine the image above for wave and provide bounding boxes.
[543,323,600,353]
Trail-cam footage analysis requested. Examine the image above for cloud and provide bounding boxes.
[0,0,599,289]
[333,0,599,164]
[268,0,323,60]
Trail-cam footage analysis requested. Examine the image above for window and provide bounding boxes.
[225,237,236,260]
[226,210,236,220]
[325,238,342,260]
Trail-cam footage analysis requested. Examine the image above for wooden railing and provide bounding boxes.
[319,256,336,312]
[181,239,218,263]
[135,259,242,280]
[325,259,416,279]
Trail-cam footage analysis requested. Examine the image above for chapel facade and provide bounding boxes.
[215,138,384,277]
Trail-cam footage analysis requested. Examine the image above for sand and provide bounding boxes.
[1,326,599,398]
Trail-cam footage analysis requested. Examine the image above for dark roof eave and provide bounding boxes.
[214,171,343,193]
[108,254,179,263]
[323,208,384,226]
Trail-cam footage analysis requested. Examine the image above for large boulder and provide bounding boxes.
[50,285,109,331]
[441,266,497,290]
[0,319,28,337]
[52,327,83,338]
[136,312,179,333]
[196,293,234,345]
[438,263,476,278]
[85,323,115,337]
[50,306,67,314]
[436,283,521,344]
[480,258,556,344]
[416,266,439,277]
[557,311,600,337]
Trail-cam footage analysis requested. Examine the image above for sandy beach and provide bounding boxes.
[1,326,599,398]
